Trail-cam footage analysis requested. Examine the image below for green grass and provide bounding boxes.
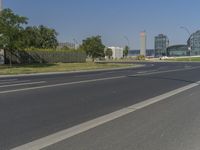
[0,62,135,75]
[167,57,200,62]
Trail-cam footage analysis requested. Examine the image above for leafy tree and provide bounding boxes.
[0,8,59,66]
[0,8,28,66]
[80,36,105,61]
[123,45,129,58]
[38,25,58,49]
[22,26,41,48]
[60,46,71,50]
[105,48,113,59]
[23,25,58,49]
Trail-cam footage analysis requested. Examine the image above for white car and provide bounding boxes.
[160,56,168,60]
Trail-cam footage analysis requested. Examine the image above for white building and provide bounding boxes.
[109,47,123,59]
[0,50,4,64]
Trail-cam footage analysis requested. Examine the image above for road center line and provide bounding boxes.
[0,80,30,85]
[134,66,200,76]
[11,81,200,150]
[0,79,18,82]
[137,69,158,74]
[0,81,47,88]
[0,76,125,94]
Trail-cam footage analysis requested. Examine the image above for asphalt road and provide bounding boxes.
[44,85,200,150]
[1,62,200,150]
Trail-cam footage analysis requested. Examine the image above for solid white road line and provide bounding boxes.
[0,81,47,88]
[0,76,125,94]
[11,81,200,150]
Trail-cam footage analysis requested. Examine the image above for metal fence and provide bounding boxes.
[5,50,87,64]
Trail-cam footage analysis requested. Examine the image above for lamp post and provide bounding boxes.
[123,36,130,48]
[73,38,79,49]
[180,26,192,56]
[123,36,131,58]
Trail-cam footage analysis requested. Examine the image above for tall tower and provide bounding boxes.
[140,31,147,56]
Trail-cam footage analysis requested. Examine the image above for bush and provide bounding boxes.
[136,55,145,60]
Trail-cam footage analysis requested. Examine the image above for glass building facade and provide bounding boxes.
[167,45,189,57]
[128,49,155,57]
[188,30,200,55]
[155,34,169,57]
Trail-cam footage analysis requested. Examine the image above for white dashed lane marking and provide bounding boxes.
[0,79,18,82]
[0,81,47,88]
[0,80,30,85]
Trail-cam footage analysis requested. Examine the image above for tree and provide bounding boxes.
[23,25,58,49]
[0,8,59,66]
[80,36,105,61]
[0,8,28,66]
[38,25,58,49]
[61,46,71,50]
[123,45,129,58]
[105,48,113,59]
[22,26,41,48]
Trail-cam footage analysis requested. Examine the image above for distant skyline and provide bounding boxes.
[4,0,200,49]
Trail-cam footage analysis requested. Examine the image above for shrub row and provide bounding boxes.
[5,49,87,64]
[136,55,145,60]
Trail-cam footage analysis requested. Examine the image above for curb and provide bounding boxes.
[0,65,144,78]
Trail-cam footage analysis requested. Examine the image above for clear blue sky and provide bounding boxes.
[4,0,200,49]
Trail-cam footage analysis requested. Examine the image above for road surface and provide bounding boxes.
[0,62,200,150]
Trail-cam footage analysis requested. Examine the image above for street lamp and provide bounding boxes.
[180,26,192,56]
[123,36,130,48]
[180,26,191,36]
[73,38,79,49]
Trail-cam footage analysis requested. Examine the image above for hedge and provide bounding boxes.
[5,49,87,64]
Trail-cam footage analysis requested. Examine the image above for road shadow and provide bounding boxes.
[127,75,196,84]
